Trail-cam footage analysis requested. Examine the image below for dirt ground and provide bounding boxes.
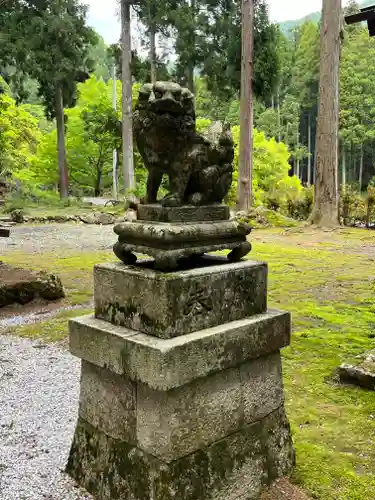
[261,478,312,500]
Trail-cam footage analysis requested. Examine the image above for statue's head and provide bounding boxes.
[136,81,194,116]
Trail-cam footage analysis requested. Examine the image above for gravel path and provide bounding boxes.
[0,336,93,500]
[0,224,115,255]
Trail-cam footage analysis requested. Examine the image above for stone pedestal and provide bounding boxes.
[66,254,295,499]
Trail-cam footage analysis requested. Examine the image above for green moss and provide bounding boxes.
[239,207,300,228]
[250,227,375,500]
[4,226,375,499]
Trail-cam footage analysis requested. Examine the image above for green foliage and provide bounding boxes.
[192,0,279,102]
[0,93,40,179]
[20,77,145,196]
[229,126,302,206]
[1,1,97,116]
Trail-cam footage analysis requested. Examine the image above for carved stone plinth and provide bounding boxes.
[113,204,252,270]
[66,257,295,499]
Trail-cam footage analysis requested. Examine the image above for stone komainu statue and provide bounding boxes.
[133,81,234,207]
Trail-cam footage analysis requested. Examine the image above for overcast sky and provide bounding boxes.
[85,0,350,45]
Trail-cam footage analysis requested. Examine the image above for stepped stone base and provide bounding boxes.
[67,257,295,499]
[67,407,295,500]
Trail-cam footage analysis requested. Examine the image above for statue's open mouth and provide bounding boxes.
[151,98,183,115]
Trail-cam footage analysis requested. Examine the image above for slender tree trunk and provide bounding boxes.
[95,167,102,197]
[237,0,254,211]
[149,23,157,83]
[277,87,281,142]
[271,95,274,110]
[359,143,364,191]
[311,0,341,227]
[307,112,312,185]
[342,146,346,188]
[187,0,196,93]
[296,125,300,179]
[121,0,135,196]
[112,64,118,199]
[55,83,68,199]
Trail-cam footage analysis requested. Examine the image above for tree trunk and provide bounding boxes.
[121,0,135,196]
[95,167,102,197]
[237,0,254,211]
[187,0,196,92]
[342,146,346,188]
[307,112,312,185]
[311,0,341,227]
[55,83,68,199]
[277,87,281,142]
[149,23,157,83]
[112,64,118,199]
[359,143,364,191]
[296,125,300,179]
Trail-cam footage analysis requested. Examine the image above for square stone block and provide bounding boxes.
[136,366,243,461]
[241,353,284,424]
[94,259,267,338]
[78,361,136,443]
[69,309,290,390]
[66,406,295,500]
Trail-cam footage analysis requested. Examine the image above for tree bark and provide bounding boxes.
[187,0,196,93]
[307,112,312,185]
[237,0,254,212]
[121,0,135,196]
[277,86,281,142]
[311,0,341,227]
[359,143,364,191]
[55,83,69,199]
[342,146,346,188]
[112,64,119,199]
[296,125,300,179]
[149,22,157,83]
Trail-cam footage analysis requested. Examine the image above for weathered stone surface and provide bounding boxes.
[241,353,284,424]
[78,361,137,443]
[136,366,243,461]
[113,219,252,270]
[133,82,234,207]
[69,310,290,390]
[137,204,230,222]
[66,406,295,500]
[338,350,375,390]
[0,263,65,307]
[114,220,249,248]
[94,259,267,338]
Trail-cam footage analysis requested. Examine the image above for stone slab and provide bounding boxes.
[66,406,295,500]
[69,309,290,390]
[78,361,137,443]
[137,203,230,222]
[136,366,242,461]
[114,219,250,249]
[94,259,267,338]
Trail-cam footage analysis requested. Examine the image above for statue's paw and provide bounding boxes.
[161,195,181,207]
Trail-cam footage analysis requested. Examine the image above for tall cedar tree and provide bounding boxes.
[237,0,254,211]
[311,0,341,226]
[0,0,96,198]
[194,0,279,103]
[133,0,172,84]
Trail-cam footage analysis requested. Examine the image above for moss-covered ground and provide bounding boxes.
[1,227,375,499]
